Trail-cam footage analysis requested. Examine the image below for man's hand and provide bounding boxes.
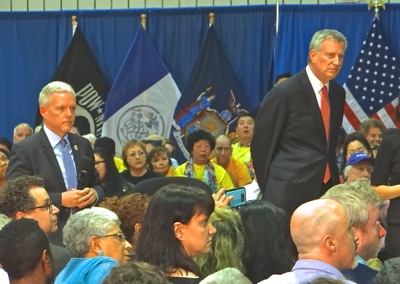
[61,188,98,209]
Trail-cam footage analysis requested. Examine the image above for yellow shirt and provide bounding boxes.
[211,156,252,187]
[175,161,234,191]
[114,157,127,173]
[232,142,251,164]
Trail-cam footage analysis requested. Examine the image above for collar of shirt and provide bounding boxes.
[43,125,70,149]
[306,65,329,108]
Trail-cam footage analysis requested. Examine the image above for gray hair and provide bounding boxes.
[62,207,121,257]
[0,213,11,230]
[199,268,252,284]
[321,178,382,228]
[358,118,384,136]
[343,165,351,181]
[38,81,75,106]
[13,123,33,136]
[309,29,347,53]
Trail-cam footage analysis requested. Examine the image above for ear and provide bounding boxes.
[174,222,185,241]
[309,49,318,63]
[134,223,142,235]
[88,236,103,255]
[322,235,336,252]
[15,211,25,220]
[39,105,48,118]
[41,249,52,268]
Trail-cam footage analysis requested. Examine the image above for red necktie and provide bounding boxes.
[321,85,331,183]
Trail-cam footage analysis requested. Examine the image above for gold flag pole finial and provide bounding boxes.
[368,0,385,19]
[141,14,147,30]
[209,13,215,26]
[71,16,77,36]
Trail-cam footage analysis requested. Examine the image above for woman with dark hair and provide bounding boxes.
[148,146,175,177]
[94,147,130,197]
[340,132,372,174]
[175,130,234,192]
[120,140,162,186]
[135,184,216,284]
[239,200,296,283]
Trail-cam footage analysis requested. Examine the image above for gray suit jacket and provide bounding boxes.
[251,69,345,215]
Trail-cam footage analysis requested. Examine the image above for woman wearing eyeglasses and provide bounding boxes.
[55,207,132,284]
[120,140,162,187]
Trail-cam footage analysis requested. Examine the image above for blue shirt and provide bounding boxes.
[257,259,356,284]
[55,256,118,284]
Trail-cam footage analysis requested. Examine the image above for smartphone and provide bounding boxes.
[226,187,247,208]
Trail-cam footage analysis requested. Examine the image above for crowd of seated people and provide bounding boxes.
[5,109,400,284]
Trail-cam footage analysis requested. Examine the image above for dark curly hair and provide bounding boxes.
[186,130,216,154]
[99,193,150,249]
[0,175,44,217]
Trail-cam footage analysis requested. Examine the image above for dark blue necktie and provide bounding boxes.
[60,138,77,190]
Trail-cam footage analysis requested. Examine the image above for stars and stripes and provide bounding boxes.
[343,18,400,133]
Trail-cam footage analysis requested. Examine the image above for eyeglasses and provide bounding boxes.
[94,160,105,166]
[98,232,126,242]
[26,202,53,213]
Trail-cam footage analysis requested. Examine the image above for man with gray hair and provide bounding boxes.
[6,81,104,246]
[13,122,33,143]
[252,29,347,215]
[321,179,386,283]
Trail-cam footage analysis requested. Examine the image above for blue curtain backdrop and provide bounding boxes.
[0,4,399,141]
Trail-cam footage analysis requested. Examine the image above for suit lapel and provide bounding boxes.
[298,70,327,146]
[38,130,66,189]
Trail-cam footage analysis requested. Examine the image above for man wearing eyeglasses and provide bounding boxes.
[0,175,70,276]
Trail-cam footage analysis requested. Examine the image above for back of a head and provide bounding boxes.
[199,268,252,284]
[136,184,214,274]
[291,199,344,253]
[103,261,170,284]
[0,218,51,280]
[239,200,295,282]
[94,136,116,156]
[195,207,245,278]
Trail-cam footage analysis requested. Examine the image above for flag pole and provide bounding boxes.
[141,14,147,30]
[209,12,214,27]
[72,15,77,36]
[368,0,385,19]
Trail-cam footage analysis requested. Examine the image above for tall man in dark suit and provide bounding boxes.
[6,81,103,246]
[251,30,347,216]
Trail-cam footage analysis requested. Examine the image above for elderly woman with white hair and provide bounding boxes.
[55,207,132,284]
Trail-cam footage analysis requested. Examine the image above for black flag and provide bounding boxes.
[36,26,109,137]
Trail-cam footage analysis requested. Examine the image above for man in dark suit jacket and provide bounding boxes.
[251,29,347,216]
[6,81,103,246]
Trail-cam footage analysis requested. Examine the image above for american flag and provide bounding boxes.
[343,18,400,133]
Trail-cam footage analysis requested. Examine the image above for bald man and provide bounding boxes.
[211,135,252,187]
[258,199,357,284]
